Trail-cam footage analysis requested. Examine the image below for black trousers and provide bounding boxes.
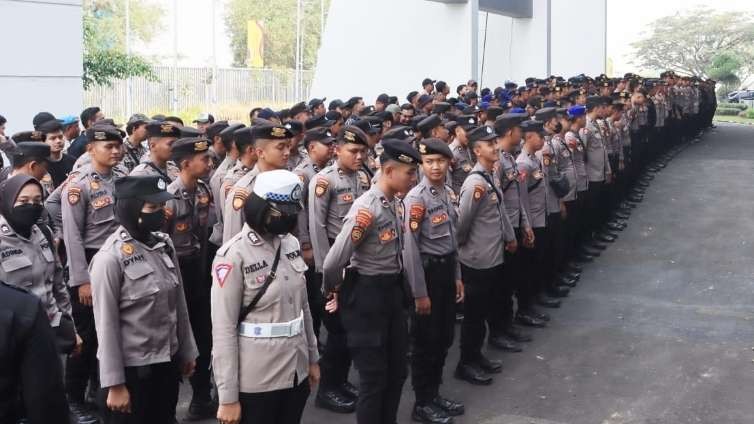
[340,272,408,424]
[178,256,212,400]
[545,212,563,290]
[459,263,503,364]
[239,379,310,424]
[98,361,180,424]
[518,227,547,310]
[66,248,100,403]
[304,268,323,340]
[563,199,579,265]
[584,181,605,237]
[410,255,456,404]
[491,230,521,334]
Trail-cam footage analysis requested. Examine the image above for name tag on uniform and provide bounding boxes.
[92,196,112,210]
[378,228,397,243]
[430,213,448,225]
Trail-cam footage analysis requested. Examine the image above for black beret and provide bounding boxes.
[417,94,433,109]
[352,116,381,135]
[233,127,254,148]
[114,175,174,203]
[380,138,421,165]
[486,106,505,121]
[32,112,56,130]
[417,138,452,159]
[410,115,427,131]
[309,97,326,108]
[171,137,210,158]
[13,142,51,161]
[520,120,545,133]
[467,125,497,145]
[494,113,529,134]
[289,102,309,117]
[431,102,451,114]
[444,120,459,133]
[38,119,63,134]
[527,96,543,108]
[534,107,557,122]
[382,125,415,141]
[304,127,336,146]
[146,121,182,138]
[179,126,203,138]
[12,130,45,143]
[337,125,368,145]
[305,114,335,130]
[86,124,124,144]
[219,123,246,143]
[328,99,344,110]
[417,114,442,134]
[324,110,342,121]
[251,124,294,141]
[454,114,479,130]
[205,120,230,139]
[462,105,481,114]
[283,120,304,136]
[344,96,363,109]
[585,95,609,108]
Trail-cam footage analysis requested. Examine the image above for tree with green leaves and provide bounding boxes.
[83,0,160,89]
[225,0,329,68]
[631,7,754,79]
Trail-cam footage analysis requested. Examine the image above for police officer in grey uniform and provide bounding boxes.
[448,115,478,194]
[130,121,180,182]
[220,127,257,209]
[162,137,216,419]
[322,139,421,424]
[403,139,465,424]
[208,123,245,258]
[564,105,594,264]
[89,175,197,423]
[455,125,516,385]
[308,125,370,413]
[62,124,124,414]
[583,96,615,246]
[212,170,319,424]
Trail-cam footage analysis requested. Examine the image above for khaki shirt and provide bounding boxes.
[62,164,120,287]
[90,228,197,388]
[211,226,318,402]
[308,161,371,272]
[165,178,212,258]
[222,165,261,243]
[0,216,70,327]
[208,156,237,245]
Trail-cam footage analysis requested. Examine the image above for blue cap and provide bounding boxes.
[481,94,493,103]
[567,105,586,118]
[479,102,490,111]
[257,108,278,120]
[454,101,469,111]
[59,115,79,126]
[510,107,526,114]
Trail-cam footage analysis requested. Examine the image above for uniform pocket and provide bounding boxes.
[122,262,160,300]
[92,204,115,225]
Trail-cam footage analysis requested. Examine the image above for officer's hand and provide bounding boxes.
[71,333,83,357]
[505,239,518,254]
[560,202,567,220]
[619,160,625,171]
[325,292,338,313]
[415,296,431,315]
[455,280,465,303]
[78,283,93,306]
[523,228,535,248]
[308,363,321,386]
[107,384,131,414]
[217,402,241,424]
[605,173,613,184]
[302,246,314,265]
[181,360,196,377]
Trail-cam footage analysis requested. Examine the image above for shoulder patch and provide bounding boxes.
[351,208,373,242]
[67,186,81,205]
[409,203,425,232]
[473,184,485,201]
[214,263,232,288]
[315,177,329,197]
[232,188,250,210]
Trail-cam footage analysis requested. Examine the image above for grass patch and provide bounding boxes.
[714,115,754,125]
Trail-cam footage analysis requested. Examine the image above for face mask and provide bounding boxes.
[138,209,165,233]
[553,122,563,133]
[8,204,43,236]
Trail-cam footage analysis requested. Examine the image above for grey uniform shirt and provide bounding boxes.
[550,134,578,202]
[566,131,588,192]
[402,179,461,299]
[322,185,405,292]
[90,228,197,388]
[0,217,71,327]
[165,178,212,258]
[292,157,320,247]
[496,150,531,229]
[211,226,318,402]
[583,117,611,183]
[208,156,236,246]
[456,162,516,269]
[540,136,564,214]
[516,151,548,229]
[222,165,261,243]
[62,164,120,287]
[130,160,179,182]
[449,139,475,194]
[308,162,371,272]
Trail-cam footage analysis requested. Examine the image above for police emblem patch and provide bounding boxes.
[214,263,232,288]
[121,243,134,256]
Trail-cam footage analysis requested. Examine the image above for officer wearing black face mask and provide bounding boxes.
[212,169,320,424]
[89,175,198,423]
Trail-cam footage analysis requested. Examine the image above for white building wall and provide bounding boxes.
[550,0,606,78]
[0,0,83,133]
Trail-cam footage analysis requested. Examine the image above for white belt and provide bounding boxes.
[239,312,304,338]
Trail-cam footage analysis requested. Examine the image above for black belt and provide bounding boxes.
[421,253,455,264]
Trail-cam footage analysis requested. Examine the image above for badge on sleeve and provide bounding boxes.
[315,178,329,197]
[473,185,485,201]
[409,203,425,232]
[351,208,373,242]
[176,222,189,233]
[67,186,81,205]
[232,188,250,210]
[214,263,232,288]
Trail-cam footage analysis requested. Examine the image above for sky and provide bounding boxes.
[138,0,754,75]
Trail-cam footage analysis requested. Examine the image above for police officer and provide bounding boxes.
[455,125,516,385]
[89,175,198,423]
[564,105,594,264]
[322,139,421,424]
[308,125,370,413]
[130,121,180,181]
[162,137,216,419]
[212,170,319,424]
[220,127,257,209]
[448,115,478,194]
[222,123,293,242]
[62,123,124,415]
[403,138,465,424]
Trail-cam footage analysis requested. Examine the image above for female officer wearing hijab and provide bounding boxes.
[212,169,320,424]
[0,174,79,356]
[89,175,197,423]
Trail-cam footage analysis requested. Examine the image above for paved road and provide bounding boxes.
[184,123,754,424]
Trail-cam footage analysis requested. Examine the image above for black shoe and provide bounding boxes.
[595,233,617,243]
[477,355,503,373]
[563,270,581,280]
[612,211,630,220]
[340,381,359,399]
[575,252,595,263]
[315,389,356,413]
[588,240,608,250]
[516,311,547,327]
[547,286,570,298]
[621,201,638,209]
[489,334,523,352]
[433,395,465,416]
[605,222,624,232]
[69,403,100,424]
[599,229,620,238]
[536,296,562,308]
[528,308,551,322]
[454,363,492,385]
[582,246,602,256]
[557,276,577,288]
[412,403,453,423]
[455,312,464,323]
[502,325,533,342]
[186,397,218,421]
[627,195,643,203]
[567,263,583,273]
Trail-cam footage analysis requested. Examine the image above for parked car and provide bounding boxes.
[727,90,754,103]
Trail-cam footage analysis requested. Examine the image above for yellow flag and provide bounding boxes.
[247,20,264,68]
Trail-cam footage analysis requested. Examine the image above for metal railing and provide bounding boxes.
[84,66,314,119]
